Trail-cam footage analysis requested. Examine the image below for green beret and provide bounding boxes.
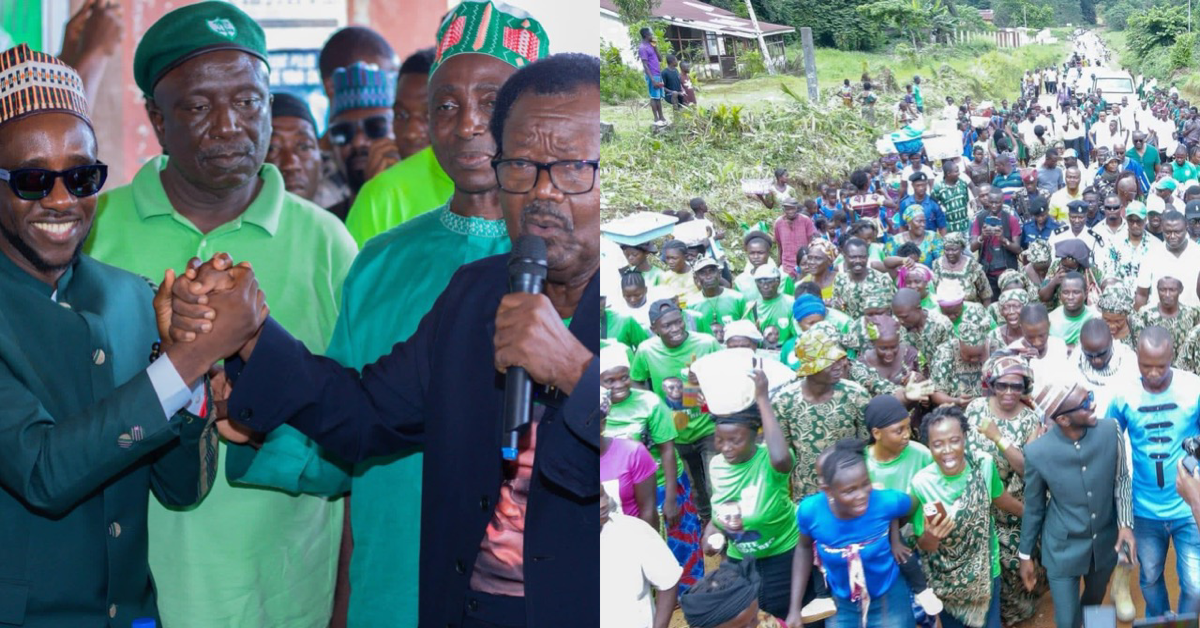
[134,1,269,98]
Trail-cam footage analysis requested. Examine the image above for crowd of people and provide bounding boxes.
[0,0,601,627]
[601,30,1200,628]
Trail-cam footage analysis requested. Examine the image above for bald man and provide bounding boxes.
[1076,318,1139,415]
[1010,303,1072,386]
[1106,325,1200,617]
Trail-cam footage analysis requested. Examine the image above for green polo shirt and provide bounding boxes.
[84,156,358,628]
[344,145,454,247]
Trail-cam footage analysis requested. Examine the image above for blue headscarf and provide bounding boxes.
[793,294,827,322]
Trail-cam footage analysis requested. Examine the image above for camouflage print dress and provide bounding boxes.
[931,342,988,400]
[772,379,871,501]
[964,398,1049,625]
[1136,305,1200,366]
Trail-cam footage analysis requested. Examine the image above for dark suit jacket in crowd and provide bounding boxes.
[226,253,600,628]
[1020,417,1131,577]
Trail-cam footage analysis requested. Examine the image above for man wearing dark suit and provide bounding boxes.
[164,53,602,628]
[1021,380,1135,628]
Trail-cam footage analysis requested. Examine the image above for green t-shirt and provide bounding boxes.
[605,308,650,348]
[1173,160,1200,184]
[605,389,684,487]
[1049,305,1097,346]
[744,294,797,345]
[689,289,749,328]
[911,457,1003,578]
[630,333,722,443]
[708,445,799,559]
[867,442,934,494]
[85,157,358,627]
[343,145,454,247]
[735,268,796,304]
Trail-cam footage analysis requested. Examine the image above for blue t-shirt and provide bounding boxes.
[894,195,948,231]
[796,489,912,599]
[1108,369,1200,521]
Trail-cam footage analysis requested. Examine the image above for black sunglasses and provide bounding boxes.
[991,381,1024,393]
[1081,345,1112,361]
[1104,204,1122,210]
[0,162,108,201]
[1053,390,1095,419]
[328,115,392,146]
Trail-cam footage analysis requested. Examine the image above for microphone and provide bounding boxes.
[502,235,548,461]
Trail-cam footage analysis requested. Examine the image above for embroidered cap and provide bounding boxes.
[134,1,269,98]
[431,0,549,78]
[0,44,90,128]
[330,62,398,119]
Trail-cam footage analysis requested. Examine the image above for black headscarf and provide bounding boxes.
[680,559,761,627]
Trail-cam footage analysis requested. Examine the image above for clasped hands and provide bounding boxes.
[152,253,269,442]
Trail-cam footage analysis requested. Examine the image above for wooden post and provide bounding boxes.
[744,0,775,74]
[801,27,818,102]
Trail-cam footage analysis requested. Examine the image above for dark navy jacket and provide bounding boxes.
[225,253,600,627]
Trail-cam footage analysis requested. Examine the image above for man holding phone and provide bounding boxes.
[1020,379,1135,627]
[970,187,1022,298]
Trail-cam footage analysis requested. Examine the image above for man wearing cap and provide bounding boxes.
[1135,209,1200,310]
[1021,196,1059,248]
[1019,378,1134,628]
[1100,199,1164,283]
[632,300,722,523]
[324,61,398,218]
[1048,165,1085,223]
[0,44,222,626]
[895,171,947,236]
[773,197,816,279]
[344,1,546,247]
[1150,177,1180,216]
[267,92,322,203]
[723,319,765,350]
[743,264,795,349]
[1185,198,1200,244]
[83,3,358,625]
[735,231,793,305]
[689,257,747,338]
[1049,200,1106,258]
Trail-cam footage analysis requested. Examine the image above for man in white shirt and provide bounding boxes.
[601,491,681,628]
[1135,209,1200,309]
[1010,302,1076,380]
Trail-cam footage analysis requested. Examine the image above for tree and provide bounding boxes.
[1102,0,1138,30]
[1127,4,1186,61]
[793,0,886,51]
[1080,0,1096,24]
[612,0,662,23]
[991,0,1053,28]
[858,0,937,47]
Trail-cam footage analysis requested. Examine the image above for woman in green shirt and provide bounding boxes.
[700,364,797,618]
[912,406,1016,628]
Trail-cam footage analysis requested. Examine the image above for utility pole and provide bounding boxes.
[1023,5,1027,29]
[801,27,818,102]
[744,0,775,74]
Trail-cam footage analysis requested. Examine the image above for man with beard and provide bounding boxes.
[84,3,358,626]
[1020,377,1135,628]
[168,51,602,627]
[324,61,397,219]
[266,93,322,202]
[0,43,219,627]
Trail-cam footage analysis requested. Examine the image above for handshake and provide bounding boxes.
[151,253,270,432]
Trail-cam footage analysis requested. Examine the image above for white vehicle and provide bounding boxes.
[1089,69,1136,98]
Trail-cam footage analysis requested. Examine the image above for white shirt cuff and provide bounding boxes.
[147,355,205,420]
[1018,552,1032,561]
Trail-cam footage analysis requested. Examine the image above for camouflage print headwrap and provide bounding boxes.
[1025,239,1052,265]
[862,280,895,312]
[1098,283,1134,315]
[998,288,1029,305]
[981,349,1033,394]
[957,304,992,345]
[943,231,968,250]
[997,269,1026,292]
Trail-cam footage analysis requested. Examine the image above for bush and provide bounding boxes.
[1171,32,1197,69]
[1102,0,1138,30]
[739,50,767,78]
[601,43,646,105]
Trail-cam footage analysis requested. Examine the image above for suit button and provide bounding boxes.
[468,599,479,612]
[1091,513,1096,519]
[481,496,491,511]
[1087,491,1093,497]
[93,349,106,365]
[1082,465,1087,472]
[239,408,253,420]
[108,522,121,538]
[109,604,117,618]
[455,560,465,574]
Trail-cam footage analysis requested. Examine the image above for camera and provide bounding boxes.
[1183,436,1200,475]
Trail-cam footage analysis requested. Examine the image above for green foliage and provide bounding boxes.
[1171,32,1197,69]
[739,50,767,78]
[601,43,646,105]
[858,0,936,46]
[1081,0,1096,24]
[793,0,887,51]
[1102,1,1138,30]
[611,0,661,23]
[1127,5,1187,60]
[992,0,1055,28]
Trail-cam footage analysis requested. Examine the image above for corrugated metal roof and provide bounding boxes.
[599,0,795,38]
